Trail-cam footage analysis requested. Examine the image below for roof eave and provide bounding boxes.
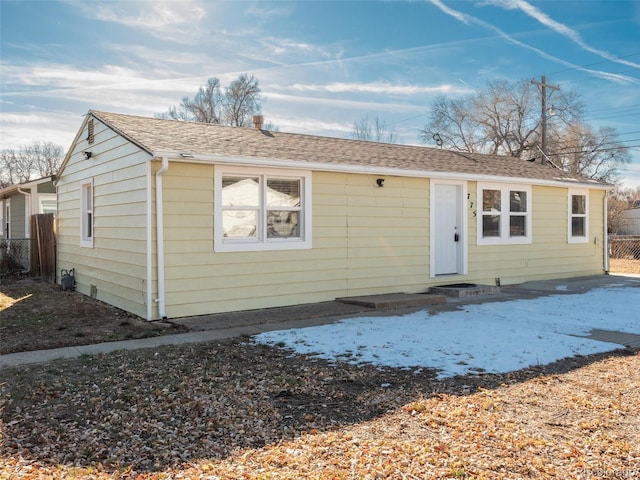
[149,151,610,190]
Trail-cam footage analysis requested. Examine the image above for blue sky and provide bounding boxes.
[1,0,639,186]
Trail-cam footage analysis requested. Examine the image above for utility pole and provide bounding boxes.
[531,76,559,165]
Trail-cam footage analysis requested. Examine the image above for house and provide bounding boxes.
[1,176,57,241]
[0,176,57,274]
[619,207,640,235]
[55,111,609,321]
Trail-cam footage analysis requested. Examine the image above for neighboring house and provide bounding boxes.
[619,208,640,235]
[0,177,57,240]
[56,111,610,321]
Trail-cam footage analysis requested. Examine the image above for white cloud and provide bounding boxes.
[488,0,640,70]
[428,0,639,84]
[0,111,81,150]
[70,0,208,44]
[243,3,295,19]
[93,0,206,29]
[286,81,463,96]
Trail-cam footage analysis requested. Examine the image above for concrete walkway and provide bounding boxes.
[2,274,639,369]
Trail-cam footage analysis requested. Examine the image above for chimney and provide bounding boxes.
[252,115,264,130]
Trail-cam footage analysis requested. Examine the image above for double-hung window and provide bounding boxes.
[214,166,311,252]
[477,183,531,245]
[568,189,588,243]
[81,182,93,247]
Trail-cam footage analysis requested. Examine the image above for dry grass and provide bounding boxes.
[0,278,186,355]
[1,340,638,479]
[1,277,638,479]
[609,258,640,275]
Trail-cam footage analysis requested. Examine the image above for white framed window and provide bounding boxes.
[568,189,589,243]
[477,183,532,245]
[81,182,93,247]
[214,166,312,252]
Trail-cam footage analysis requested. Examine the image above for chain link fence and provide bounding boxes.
[609,235,640,275]
[0,238,31,277]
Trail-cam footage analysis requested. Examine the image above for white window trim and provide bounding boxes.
[0,198,11,238]
[23,192,32,238]
[214,166,312,252]
[476,182,532,245]
[81,181,93,248]
[568,188,589,243]
[4,198,11,239]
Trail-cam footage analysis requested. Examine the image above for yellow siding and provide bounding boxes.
[161,169,431,317]
[159,165,606,319]
[465,184,606,286]
[56,118,151,318]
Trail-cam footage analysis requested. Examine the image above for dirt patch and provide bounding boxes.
[0,277,187,355]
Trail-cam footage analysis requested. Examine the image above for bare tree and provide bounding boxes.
[349,115,399,143]
[159,74,262,127]
[223,74,262,127]
[421,79,583,160]
[420,78,629,183]
[551,124,630,183]
[608,195,630,234]
[608,186,640,234]
[0,141,64,187]
[419,78,630,183]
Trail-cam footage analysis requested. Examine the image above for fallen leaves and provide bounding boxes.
[1,339,639,479]
[0,278,186,355]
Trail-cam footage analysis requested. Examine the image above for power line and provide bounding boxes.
[547,144,640,157]
[586,111,640,122]
[585,103,640,115]
[546,52,640,78]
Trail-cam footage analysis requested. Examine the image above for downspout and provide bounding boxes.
[603,194,609,274]
[146,163,153,320]
[17,187,31,237]
[155,156,169,319]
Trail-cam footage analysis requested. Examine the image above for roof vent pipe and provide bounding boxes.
[253,115,264,130]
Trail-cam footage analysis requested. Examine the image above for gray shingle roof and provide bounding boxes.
[91,110,605,187]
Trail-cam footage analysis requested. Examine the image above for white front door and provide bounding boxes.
[432,182,465,276]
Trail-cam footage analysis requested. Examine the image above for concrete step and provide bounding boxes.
[430,283,501,298]
[336,293,448,309]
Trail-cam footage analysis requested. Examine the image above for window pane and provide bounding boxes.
[510,215,526,237]
[267,179,300,207]
[483,215,500,237]
[222,176,260,206]
[510,191,527,212]
[572,217,585,237]
[223,210,257,238]
[85,185,92,210]
[572,195,586,215]
[87,213,92,238]
[267,211,300,238]
[483,190,501,212]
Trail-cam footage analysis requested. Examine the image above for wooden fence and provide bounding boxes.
[30,213,56,282]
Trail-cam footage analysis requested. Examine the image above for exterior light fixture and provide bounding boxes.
[83,151,92,159]
[376,178,385,187]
